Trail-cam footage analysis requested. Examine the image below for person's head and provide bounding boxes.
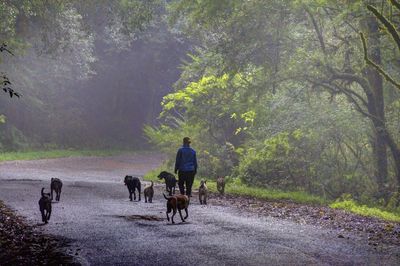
[183,137,191,146]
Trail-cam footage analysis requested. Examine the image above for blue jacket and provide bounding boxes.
[175,145,197,173]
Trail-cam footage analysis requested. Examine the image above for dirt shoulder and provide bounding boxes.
[209,193,400,247]
[0,201,79,265]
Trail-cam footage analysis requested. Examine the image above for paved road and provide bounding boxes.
[0,154,399,265]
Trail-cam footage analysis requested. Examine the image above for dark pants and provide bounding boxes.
[178,171,195,196]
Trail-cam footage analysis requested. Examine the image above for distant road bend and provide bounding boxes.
[0,153,398,265]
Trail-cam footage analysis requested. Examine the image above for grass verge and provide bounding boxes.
[330,199,400,223]
[0,149,135,162]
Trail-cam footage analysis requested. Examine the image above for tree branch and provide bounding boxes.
[367,4,400,52]
[360,32,400,90]
[305,7,326,54]
[390,0,400,12]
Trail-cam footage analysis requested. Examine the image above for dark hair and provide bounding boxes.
[183,137,191,144]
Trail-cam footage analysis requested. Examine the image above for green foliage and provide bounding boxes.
[146,0,400,208]
[330,199,400,223]
[234,129,317,189]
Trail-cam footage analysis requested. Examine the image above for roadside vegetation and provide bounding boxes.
[0,149,135,162]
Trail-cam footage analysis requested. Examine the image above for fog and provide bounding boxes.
[0,14,188,150]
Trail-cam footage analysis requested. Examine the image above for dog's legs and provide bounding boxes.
[199,194,202,205]
[166,205,171,222]
[171,208,177,224]
[184,208,188,219]
[178,209,186,222]
[128,187,133,201]
[47,206,52,222]
[41,209,46,223]
[145,194,148,203]
[137,184,141,201]
[50,189,54,201]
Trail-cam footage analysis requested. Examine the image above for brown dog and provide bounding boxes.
[163,193,189,224]
[198,179,208,205]
[144,181,154,203]
[217,176,225,194]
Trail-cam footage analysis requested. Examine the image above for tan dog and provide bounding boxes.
[198,179,208,205]
[217,176,225,194]
[163,193,189,224]
[144,181,154,203]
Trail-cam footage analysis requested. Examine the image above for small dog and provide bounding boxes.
[124,175,141,201]
[38,188,52,224]
[163,193,189,224]
[158,171,177,196]
[144,181,154,203]
[217,176,225,195]
[50,177,63,201]
[198,179,208,205]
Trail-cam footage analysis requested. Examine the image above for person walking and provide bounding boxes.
[175,137,197,197]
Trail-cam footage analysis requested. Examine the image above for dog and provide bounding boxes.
[163,193,189,224]
[198,179,208,205]
[50,177,63,201]
[144,181,154,203]
[38,188,52,224]
[217,176,225,195]
[158,171,177,196]
[124,175,141,201]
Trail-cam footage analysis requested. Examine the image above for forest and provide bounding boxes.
[1,0,400,211]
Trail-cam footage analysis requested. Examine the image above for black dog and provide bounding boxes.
[38,188,52,224]
[158,171,177,196]
[50,177,63,201]
[124,175,141,201]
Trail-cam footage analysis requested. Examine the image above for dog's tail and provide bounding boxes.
[163,193,170,200]
[41,187,45,197]
[150,181,153,187]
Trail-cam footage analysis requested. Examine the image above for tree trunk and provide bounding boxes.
[362,16,388,198]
